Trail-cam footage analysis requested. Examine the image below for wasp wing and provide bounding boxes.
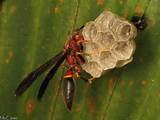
[15,51,64,97]
[37,52,67,100]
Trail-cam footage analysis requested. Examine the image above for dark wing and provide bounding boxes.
[62,77,75,111]
[15,51,64,97]
[37,51,67,100]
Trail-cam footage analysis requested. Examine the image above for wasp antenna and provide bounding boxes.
[70,0,80,33]
[37,52,67,100]
[62,76,75,111]
[15,51,64,97]
[79,25,84,30]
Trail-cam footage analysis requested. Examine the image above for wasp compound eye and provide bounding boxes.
[82,11,137,78]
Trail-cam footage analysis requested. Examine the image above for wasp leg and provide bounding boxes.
[77,40,90,44]
[76,52,90,56]
[88,77,96,84]
[75,25,84,31]
[79,76,89,82]
[78,74,96,84]
[79,25,84,30]
[81,77,96,84]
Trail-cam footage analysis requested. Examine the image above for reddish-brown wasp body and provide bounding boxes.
[64,30,85,68]
[15,27,86,111]
[62,30,86,110]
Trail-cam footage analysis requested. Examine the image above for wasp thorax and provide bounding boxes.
[82,11,137,78]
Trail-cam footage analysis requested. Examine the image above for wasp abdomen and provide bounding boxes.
[63,77,75,111]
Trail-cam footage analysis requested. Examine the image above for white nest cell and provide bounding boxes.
[82,11,137,78]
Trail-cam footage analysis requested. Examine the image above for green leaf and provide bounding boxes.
[0,0,159,120]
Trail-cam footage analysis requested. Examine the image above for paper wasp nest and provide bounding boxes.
[81,11,137,78]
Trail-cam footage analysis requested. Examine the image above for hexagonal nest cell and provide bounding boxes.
[81,11,137,78]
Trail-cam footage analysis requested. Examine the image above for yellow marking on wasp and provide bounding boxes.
[88,77,96,84]
[64,75,72,78]
[75,72,80,78]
